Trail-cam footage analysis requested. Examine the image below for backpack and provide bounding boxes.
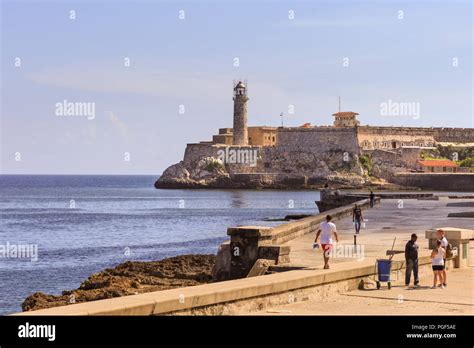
[446,243,454,258]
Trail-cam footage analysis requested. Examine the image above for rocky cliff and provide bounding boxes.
[155,142,370,189]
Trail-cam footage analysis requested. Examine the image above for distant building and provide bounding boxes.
[248,126,277,146]
[209,81,474,159]
[417,159,459,173]
[332,111,360,127]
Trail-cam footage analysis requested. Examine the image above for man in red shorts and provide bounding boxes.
[314,214,339,269]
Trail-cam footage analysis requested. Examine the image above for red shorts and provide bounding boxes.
[321,244,333,253]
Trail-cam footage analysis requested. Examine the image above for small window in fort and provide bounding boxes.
[272,136,275,142]
[392,141,397,149]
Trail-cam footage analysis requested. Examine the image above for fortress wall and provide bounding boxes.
[276,127,360,153]
[183,143,221,166]
[357,126,436,149]
[182,128,364,179]
[433,128,474,143]
[268,127,363,177]
[392,173,474,191]
[357,126,474,149]
[183,143,265,174]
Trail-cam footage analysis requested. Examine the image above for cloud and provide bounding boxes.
[26,67,232,102]
[283,18,378,28]
[25,65,296,112]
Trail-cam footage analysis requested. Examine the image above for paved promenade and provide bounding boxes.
[285,197,474,269]
[251,196,474,315]
[254,267,473,315]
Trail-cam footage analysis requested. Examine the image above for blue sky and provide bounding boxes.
[1,0,472,174]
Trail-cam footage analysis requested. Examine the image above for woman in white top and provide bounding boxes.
[431,239,446,289]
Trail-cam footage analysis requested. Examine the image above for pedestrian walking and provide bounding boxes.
[369,191,375,208]
[314,215,339,270]
[352,204,363,234]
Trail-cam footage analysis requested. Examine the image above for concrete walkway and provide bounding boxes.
[253,267,474,315]
[249,197,474,315]
[285,197,474,269]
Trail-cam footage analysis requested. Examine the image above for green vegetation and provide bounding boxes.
[459,158,474,167]
[204,159,225,172]
[421,148,440,159]
[359,155,372,176]
[459,157,474,172]
[437,145,474,161]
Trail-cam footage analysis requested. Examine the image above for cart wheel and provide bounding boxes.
[388,282,391,290]
[376,281,380,289]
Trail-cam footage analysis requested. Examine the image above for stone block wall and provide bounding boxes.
[392,173,474,191]
[433,128,474,143]
[358,126,436,150]
[277,127,360,153]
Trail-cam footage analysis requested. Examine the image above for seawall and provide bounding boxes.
[12,255,454,316]
[392,173,474,191]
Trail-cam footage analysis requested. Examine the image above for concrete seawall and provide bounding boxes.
[392,173,474,191]
[13,255,453,316]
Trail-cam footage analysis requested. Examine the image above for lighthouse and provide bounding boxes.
[232,81,249,145]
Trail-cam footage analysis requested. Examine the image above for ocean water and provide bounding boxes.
[0,175,320,315]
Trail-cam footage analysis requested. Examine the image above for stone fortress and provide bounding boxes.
[156,81,474,190]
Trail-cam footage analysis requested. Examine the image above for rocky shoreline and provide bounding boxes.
[154,159,406,190]
[22,254,216,312]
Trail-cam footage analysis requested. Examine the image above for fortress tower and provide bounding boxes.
[232,81,249,145]
[333,111,360,127]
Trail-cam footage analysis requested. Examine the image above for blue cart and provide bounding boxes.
[375,259,392,290]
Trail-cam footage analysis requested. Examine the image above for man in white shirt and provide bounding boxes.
[314,215,339,269]
[437,229,448,287]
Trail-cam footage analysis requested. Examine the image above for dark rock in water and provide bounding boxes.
[447,202,474,207]
[284,214,312,220]
[263,214,312,222]
[22,254,216,312]
[447,212,474,218]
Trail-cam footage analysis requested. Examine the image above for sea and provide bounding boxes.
[0,175,320,315]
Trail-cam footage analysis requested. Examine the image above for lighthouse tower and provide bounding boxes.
[232,81,249,145]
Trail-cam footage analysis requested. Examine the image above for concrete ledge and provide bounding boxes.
[222,198,377,278]
[425,227,473,241]
[270,198,375,244]
[14,254,441,316]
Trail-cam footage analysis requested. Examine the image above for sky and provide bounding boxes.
[1,0,472,175]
